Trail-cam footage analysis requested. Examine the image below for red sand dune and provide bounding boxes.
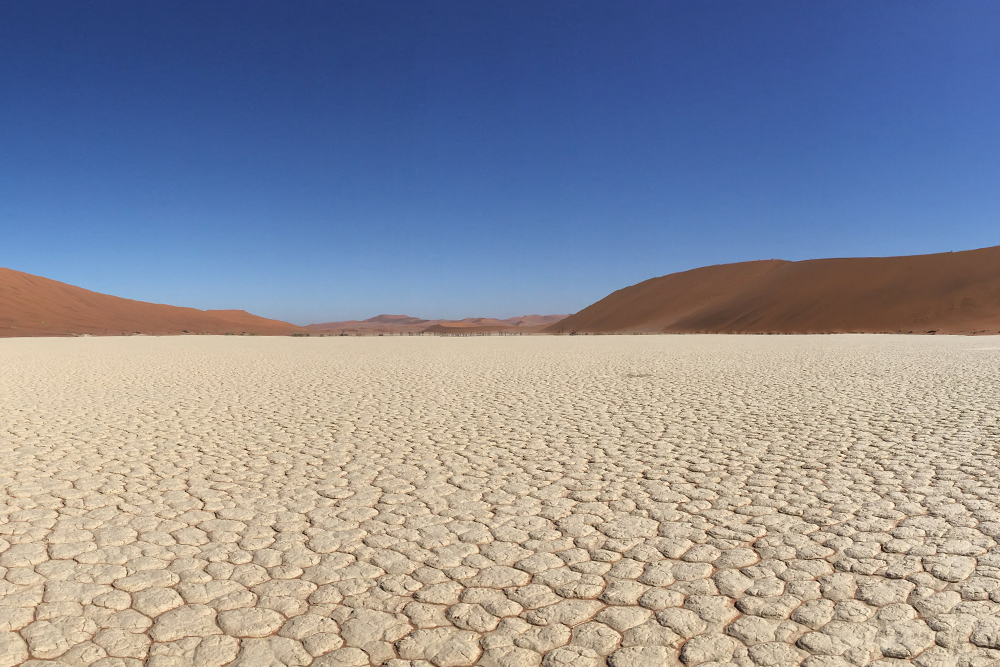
[0,267,305,337]
[547,245,1000,335]
[309,314,568,335]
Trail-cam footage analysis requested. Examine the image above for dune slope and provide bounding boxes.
[549,245,1000,334]
[0,267,304,336]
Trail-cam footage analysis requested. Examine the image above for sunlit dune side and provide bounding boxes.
[548,245,1000,335]
[0,266,566,338]
[0,267,305,337]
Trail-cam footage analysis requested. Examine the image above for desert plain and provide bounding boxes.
[1,335,999,667]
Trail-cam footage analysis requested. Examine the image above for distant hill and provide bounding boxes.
[308,314,568,335]
[306,314,430,334]
[421,315,568,334]
[364,315,430,325]
[0,267,305,337]
[0,267,567,338]
[547,246,1000,335]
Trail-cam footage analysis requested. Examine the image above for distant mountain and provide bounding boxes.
[364,314,430,325]
[308,314,568,335]
[0,268,568,338]
[0,267,305,337]
[306,314,429,332]
[546,246,1000,335]
[421,314,568,334]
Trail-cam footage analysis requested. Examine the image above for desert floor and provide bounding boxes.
[1,335,999,667]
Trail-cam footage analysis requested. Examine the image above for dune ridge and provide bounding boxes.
[0,267,305,337]
[548,245,1000,335]
[1,266,567,337]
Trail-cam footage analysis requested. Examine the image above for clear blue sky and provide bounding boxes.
[2,2,998,324]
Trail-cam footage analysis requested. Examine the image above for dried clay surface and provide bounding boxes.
[1,335,999,667]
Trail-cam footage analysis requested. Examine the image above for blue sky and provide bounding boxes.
[2,2,998,324]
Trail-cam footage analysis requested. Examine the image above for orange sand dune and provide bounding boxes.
[548,246,1000,335]
[0,267,305,337]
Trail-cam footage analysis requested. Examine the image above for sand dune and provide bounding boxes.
[0,267,305,336]
[548,245,1000,335]
[15,242,998,339]
[0,266,567,338]
[309,313,567,335]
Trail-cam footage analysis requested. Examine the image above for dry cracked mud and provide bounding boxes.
[1,335,999,667]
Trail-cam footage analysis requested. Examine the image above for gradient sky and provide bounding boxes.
[2,2,999,324]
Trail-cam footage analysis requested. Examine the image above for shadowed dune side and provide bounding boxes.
[0,267,306,337]
[549,245,1000,335]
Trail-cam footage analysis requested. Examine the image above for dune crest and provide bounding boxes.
[0,267,304,336]
[548,245,1000,335]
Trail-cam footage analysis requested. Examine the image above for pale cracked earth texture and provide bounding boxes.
[1,335,1000,667]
